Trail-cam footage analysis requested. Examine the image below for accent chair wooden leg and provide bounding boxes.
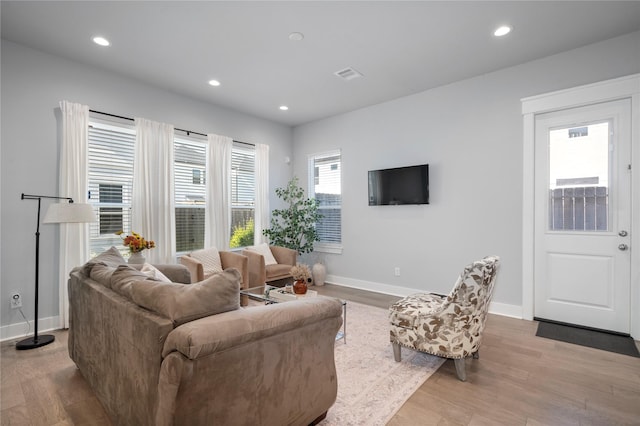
[454,358,467,382]
[392,342,401,362]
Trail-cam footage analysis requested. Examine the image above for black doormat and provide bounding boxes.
[535,320,640,357]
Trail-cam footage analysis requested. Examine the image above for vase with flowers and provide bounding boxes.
[290,263,312,295]
[116,231,156,264]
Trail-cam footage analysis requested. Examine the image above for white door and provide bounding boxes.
[534,99,632,333]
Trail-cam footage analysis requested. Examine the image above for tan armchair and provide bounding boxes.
[242,244,297,287]
[180,249,249,306]
[389,256,500,381]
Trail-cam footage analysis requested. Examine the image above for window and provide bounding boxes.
[308,150,342,253]
[88,114,257,256]
[173,139,256,252]
[98,184,123,234]
[192,169,202,185]
[548,121,610,231]
[88,120,135,258]
[230,143,256,248]
[174,137,206,253]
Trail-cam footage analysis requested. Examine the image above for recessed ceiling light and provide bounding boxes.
[208,80,221,87]
[92,36,110,47]
[494,25,512,37]
[279,106,289,111]
[288,32,304,42]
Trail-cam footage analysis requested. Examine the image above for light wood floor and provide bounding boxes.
[2,284,639,425]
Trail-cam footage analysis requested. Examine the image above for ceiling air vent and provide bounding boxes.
[334,67,363,81]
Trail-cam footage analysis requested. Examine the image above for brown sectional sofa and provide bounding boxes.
[68,248,343,425]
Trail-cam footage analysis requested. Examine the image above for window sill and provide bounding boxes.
[314,243,343,255]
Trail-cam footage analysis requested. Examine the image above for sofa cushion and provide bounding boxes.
[266,263,293,280]
[189,247,223,277]
[89,263,118,287]
[246,243,277,266]
[110,264,152,295]
[82,246,126,276]
[127,268,241,327]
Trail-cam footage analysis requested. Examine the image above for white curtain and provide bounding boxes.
[58,101,90,329]
[254,143,270,245]
[205,134,232,250]
[132,118,175,264]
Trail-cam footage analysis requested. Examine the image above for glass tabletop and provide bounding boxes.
[241,284,347,343]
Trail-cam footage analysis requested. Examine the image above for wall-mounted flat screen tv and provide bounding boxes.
[368,164,429,205]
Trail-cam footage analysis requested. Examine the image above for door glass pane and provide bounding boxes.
[548,121,610,231]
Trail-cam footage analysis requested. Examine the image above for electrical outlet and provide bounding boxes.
[11,293,22,309]
[394,267,400,277]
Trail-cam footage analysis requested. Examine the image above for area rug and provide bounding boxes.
[324,301,445,426]
[536,320,640,357]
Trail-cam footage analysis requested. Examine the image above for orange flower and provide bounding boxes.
[116,231,156,253]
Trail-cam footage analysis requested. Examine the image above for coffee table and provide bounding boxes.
[240,285,347,343]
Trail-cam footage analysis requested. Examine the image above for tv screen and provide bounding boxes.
[368,164,429,205]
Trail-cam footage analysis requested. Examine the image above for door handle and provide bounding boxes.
[619,230,628,237]
[618,244,628,251]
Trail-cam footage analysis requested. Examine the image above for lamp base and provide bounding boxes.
[16,334,55,350]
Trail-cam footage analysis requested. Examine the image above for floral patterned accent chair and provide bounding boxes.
[389,256,500,381]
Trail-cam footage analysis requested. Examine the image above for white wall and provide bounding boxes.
[293,31,640,315]
[0,40,293,335]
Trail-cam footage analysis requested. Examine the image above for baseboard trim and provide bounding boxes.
[325,274,523,319]
[0,315,60,343]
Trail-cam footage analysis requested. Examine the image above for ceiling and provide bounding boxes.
[2,1,640,127]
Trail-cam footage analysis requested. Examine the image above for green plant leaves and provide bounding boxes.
[263,176,323,254]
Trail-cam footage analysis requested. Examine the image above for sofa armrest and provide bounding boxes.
[241,249,266,287]
[158,297,343,426]
[270,245,297,266]
[219,251,248,290]
[179,255,203,283]
[162,297,343,359]
[154,264,191,284]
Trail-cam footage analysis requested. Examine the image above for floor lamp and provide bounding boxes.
[17,193,96,350]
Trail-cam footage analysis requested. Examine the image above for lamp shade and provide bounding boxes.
[43,203,96,224]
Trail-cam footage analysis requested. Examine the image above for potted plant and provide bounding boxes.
[290,263,312,294]
[263,176,323,255]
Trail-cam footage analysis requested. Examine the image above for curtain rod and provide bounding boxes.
[88,109,253,146]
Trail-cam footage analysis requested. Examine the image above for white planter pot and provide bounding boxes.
[312,263,327,286]
[128,252,146,264]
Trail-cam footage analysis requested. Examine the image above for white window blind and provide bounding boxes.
[87,120,135,258]
[174,136,206,253]
[308,150,342,253]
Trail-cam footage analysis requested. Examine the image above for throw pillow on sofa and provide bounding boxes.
[89,263,118,287]
[82,246,126,276]
[110,264,153,295]
[140,263,172,283]
[127,268,241,326]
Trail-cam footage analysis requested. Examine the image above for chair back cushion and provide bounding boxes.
[245,243,278,266]
[447,255,500,318]
[190,247,224,277]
